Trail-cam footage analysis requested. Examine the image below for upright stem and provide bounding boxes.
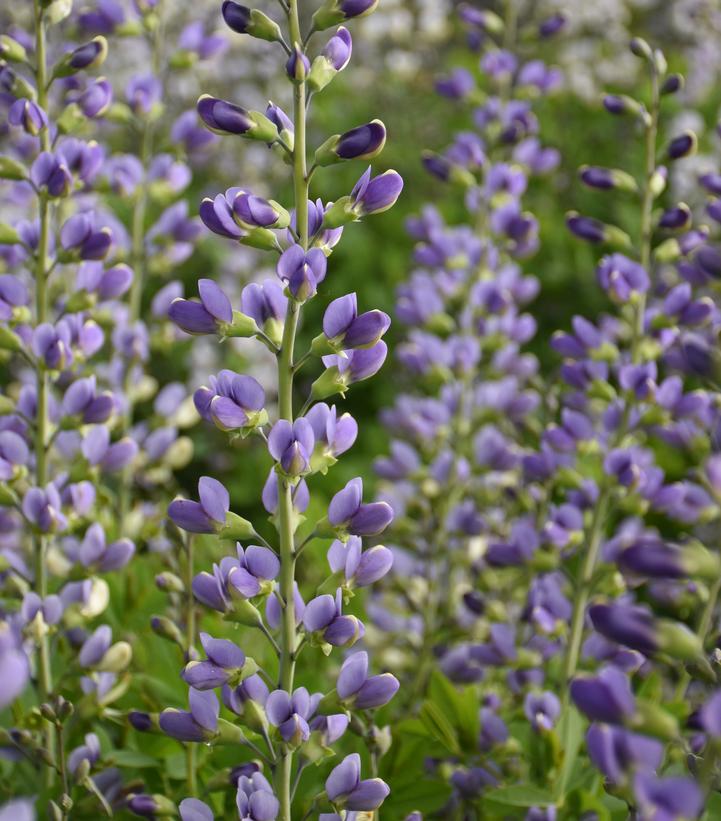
[34,0,55,781]
[561,66,660,687]
[185,536,198,796]
[274,1,308,817]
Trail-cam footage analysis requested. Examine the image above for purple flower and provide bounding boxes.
[235,773,280,820]
[197,96,275,141]
[76,78,113,118]
[570,666,635,725]
[321,293,390,351]
[178,21,227,60]
[597,254,649,302]
[633,775,703,821]
[81,426,138,472]
[30,152,72,198]
[276,244,327,302]
[168,279,233,336]
[325,753,389,811]
[233,192,289,229]
[126,74,161,114]
[266,687,316,745]
[436,67,474,99]
[0,431,29,479]
[168,476,230,534]
[160,687,219,742]
[305,403,357,466]
[60,213,113,260]
[523,691,560,731]
[586,724,663,785]
[193,371,266,433]
[72,523,134,571]
[316,341,388,397]
[8,98,48,135]
[241,279,287,344]
[303,590,364,647]
[182,632,246,690]
[67,733,100,775]
[268,418,315,476]
[335,651,399,708]
[349,167,404,217]
[327,537,392,588]
[22,485,67,533]
[0,621,30,709]
[327,477,393,537]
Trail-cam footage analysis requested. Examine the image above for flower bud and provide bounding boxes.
[602,93,642,117]
[286,43,310,83]
[222,2,283,42]
[661,73,684,95]
[197,95,278,142]
[55,37,108,77]
[629,37,653,60]
[579,165,637,193]
[312,0,378,30]
[314,120,386,166]
[666,131,697,161]
[151,615,185,647]
[0,35,27,63]
[97,641,133,673]
[155,572,185,593]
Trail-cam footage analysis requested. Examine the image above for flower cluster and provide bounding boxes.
[127,0,403,818]
[373,14,721,818]
[0,0,225,815]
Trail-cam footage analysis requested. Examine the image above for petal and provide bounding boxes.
[347,778,390,811]
[303,594,337,632]
[198,278,232,323]
[244,545,280,580]
[323,293,357,339]
[328,478,363,525]
[265,689,292,726]
[168,499,214,534]
[337,651,368,699]
[189,687,219,731]
[326,753,360,801]
[198,476,229,523]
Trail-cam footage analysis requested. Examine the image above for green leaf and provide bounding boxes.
[108,749,160,768]
[418,701,461,755]
[484,784,555,808]
[554,705,584,800]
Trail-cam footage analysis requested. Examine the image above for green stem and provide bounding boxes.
[34,0,56,785]
[561,66,660,687]
[185,535,198,796]
[274,1,307,816]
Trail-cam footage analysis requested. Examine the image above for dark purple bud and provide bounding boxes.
[197,95,253,134]
[659,203,691,230]
[566,213,605,243]
[68,37,108,70]
[666,131,697,161]
[538,12,567,37]
[286,43,310,82]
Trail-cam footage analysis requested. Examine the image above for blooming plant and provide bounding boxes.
[372,8,721,820]
[6,0,721,819]
[125,0,406,818]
